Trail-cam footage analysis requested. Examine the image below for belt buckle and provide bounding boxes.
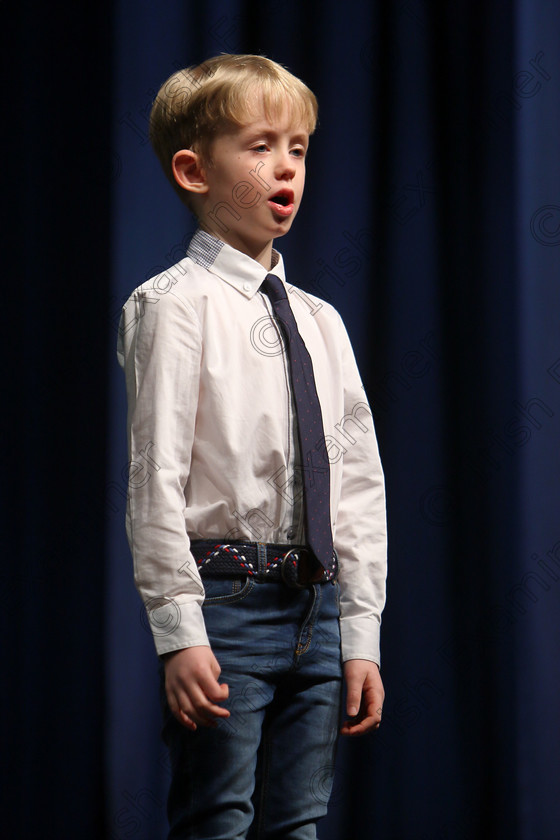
[281,548,325,589]
[281,548,308,589]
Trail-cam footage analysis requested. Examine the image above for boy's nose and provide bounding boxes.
[275,154,296,180]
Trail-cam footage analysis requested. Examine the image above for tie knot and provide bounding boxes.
[261,273,287,303]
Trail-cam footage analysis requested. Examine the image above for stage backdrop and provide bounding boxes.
[4,1,559,838]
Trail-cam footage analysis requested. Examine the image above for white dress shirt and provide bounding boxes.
[117,229,387,664]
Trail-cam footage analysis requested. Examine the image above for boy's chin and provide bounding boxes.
[270,224,292,239]
[269,214,297,236]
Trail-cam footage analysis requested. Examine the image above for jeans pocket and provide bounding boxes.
[202,575,255,605]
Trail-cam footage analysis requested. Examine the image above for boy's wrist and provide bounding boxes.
[161,643,211,662]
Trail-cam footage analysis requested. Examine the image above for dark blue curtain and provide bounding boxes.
[4,1,560,838]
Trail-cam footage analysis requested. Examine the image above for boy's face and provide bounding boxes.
[197,106,309,266]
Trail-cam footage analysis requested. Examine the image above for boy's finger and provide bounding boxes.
[178,709,197,731]
[341,691,383,736]
[345,679,365,717]
[341,705,380,735]
[341,716,374,736]
[167,692,197,730]
[183,682,231,723]
[202,678,229,703]
[176,693,230,728]
[201,702,231,720]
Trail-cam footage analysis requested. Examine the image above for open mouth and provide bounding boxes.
[268,190,295,215]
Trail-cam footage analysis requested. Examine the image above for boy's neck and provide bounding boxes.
[199,223,275,270]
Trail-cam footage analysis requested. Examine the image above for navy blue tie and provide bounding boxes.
[260,274,336,579]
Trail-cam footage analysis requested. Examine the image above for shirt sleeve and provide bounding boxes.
[117,283,209,656]
[332,314,387,666]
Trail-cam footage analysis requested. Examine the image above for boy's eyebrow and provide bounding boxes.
[243,126,309,145]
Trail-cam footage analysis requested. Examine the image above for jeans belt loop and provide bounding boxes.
[256,542,267,575]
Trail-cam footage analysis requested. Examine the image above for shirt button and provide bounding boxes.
[243,282,251,291]
[286,529,295,540]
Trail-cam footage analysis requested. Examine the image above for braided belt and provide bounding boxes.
[190,540,338,589]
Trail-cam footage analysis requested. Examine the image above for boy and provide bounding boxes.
[118,54,387,839]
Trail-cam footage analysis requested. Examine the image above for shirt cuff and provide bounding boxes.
[339,614,381,667]
[146,599,210,657]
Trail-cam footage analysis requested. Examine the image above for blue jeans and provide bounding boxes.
[161,577,343,839]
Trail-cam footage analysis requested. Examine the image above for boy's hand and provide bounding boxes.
[164,646,230,731]
[341,659,384,736]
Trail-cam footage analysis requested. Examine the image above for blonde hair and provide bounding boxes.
[149,54,318,207]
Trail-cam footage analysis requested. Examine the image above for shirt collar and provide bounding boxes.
[186,228,286,299]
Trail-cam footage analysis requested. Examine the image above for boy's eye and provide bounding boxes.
[252,144,268,152]
[291,148,306,158]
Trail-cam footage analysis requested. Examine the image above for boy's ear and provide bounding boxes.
[171,150,209,195]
